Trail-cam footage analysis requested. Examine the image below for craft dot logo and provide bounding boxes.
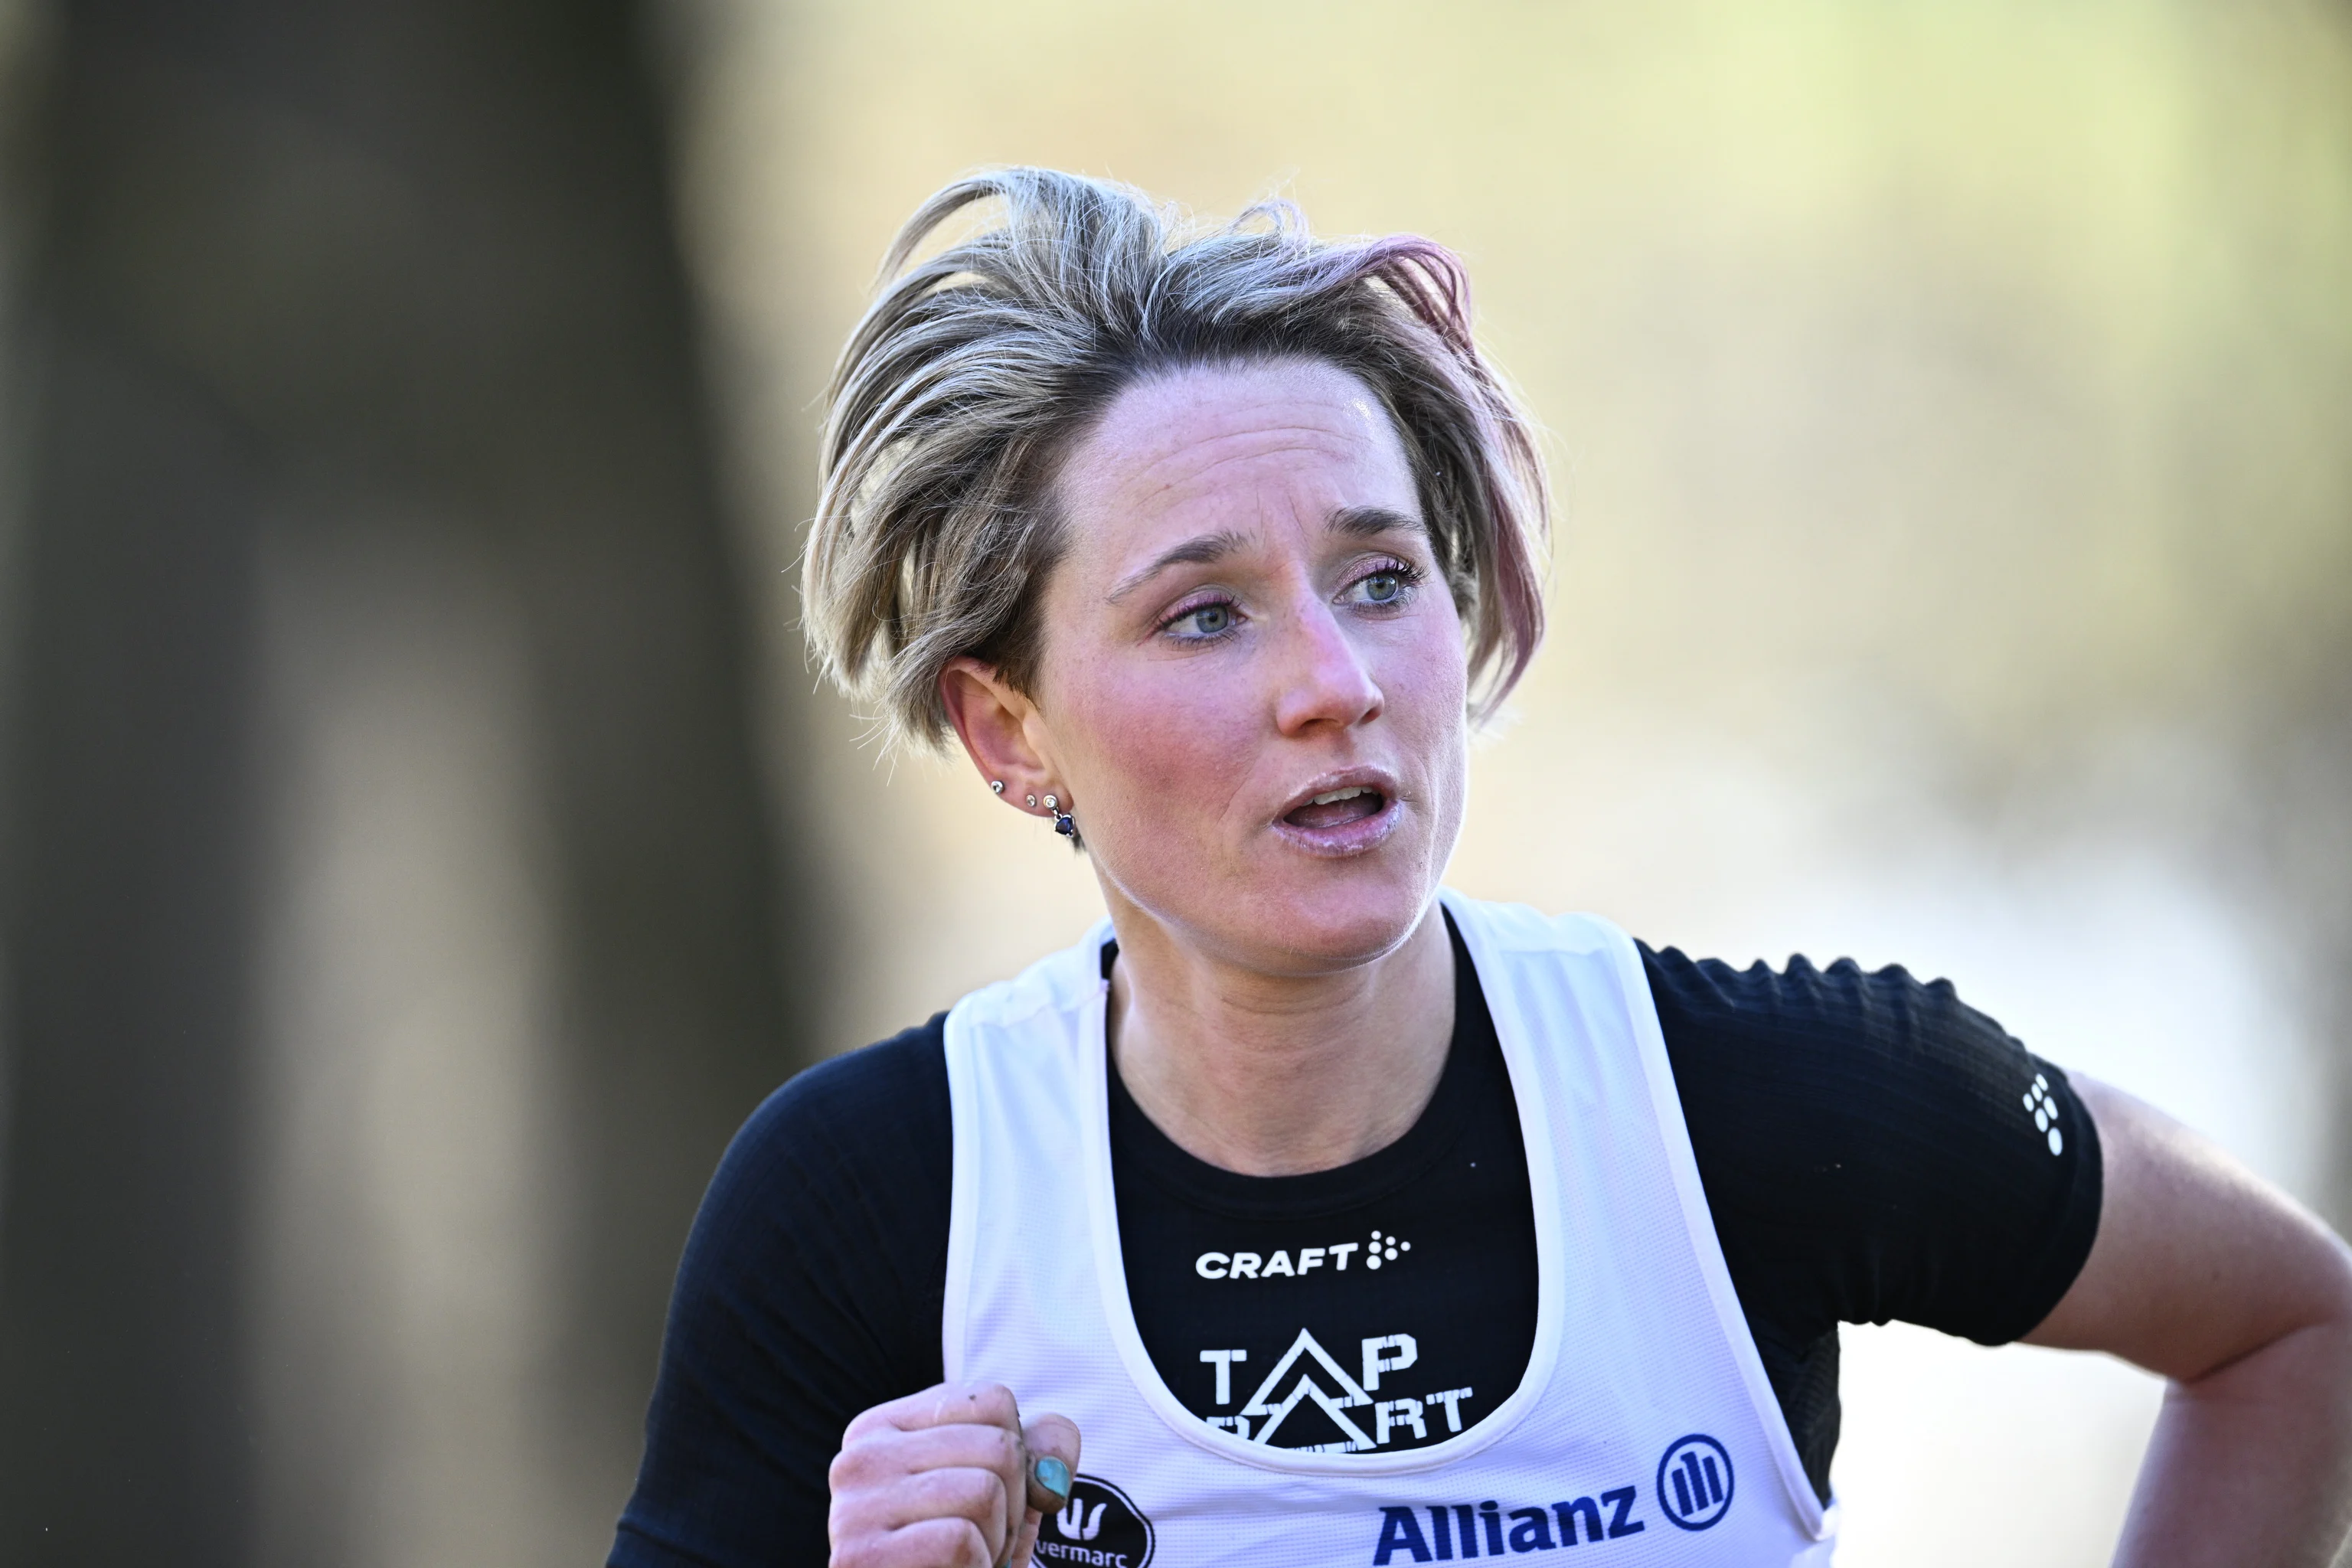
[2022,1073,2065,1157]
[1655,1434,1734,1531]
[1036,1474,1154,1568]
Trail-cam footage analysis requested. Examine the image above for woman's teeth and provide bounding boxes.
[1284,786,1384,829]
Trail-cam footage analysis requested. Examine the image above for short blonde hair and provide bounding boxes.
[804,168,1549,750]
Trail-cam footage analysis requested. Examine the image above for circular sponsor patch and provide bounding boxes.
[1035,1473,1155,1568]
[1656,1434,1734,1530]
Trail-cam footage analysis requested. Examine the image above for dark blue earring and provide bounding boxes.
[1044,793,1074,837]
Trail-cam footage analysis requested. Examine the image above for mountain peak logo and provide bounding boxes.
[1236,1328,1375,1452]
[1037,1474,1154,1568]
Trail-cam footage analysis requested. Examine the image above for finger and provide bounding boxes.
[828,1462,1010,1544]
[844,1381,1022,1442]
[831,1514,992,1568]
[1001,1511,1044,1568]
[1020,1414,1080,1514]
[831,1420,1024,1496]
[834,1383,1027,1561]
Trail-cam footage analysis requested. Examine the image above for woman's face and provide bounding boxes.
[1025,358,1469,975]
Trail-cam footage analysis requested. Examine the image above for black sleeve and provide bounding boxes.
[609,1018,954,1568]
[1644,944,2102,1498]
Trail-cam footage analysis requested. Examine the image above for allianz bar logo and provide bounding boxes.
[1367,1433,1732,1562]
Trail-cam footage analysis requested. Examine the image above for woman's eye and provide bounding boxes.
[1173,602,1234,638]
[1348,566,1416,607]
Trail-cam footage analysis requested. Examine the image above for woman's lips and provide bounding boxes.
[1270,785,1400,856]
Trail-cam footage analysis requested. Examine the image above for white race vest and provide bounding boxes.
[942,891,1836,1566]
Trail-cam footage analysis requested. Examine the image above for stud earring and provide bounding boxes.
[990,780,1005,795]
[1025,793,1037,808]
[1042,794,1058,812]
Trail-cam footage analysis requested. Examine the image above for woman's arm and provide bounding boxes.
[2024,1076,2352,1567]
[611,1024,958,1567]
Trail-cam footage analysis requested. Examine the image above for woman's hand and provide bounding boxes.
[2025,1077,2352,1566]
[828,1381,1081,1568]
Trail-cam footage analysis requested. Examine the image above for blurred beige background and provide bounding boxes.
[675,3,2352,1564]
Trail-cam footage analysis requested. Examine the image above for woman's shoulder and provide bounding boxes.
[1633,939,2067,1194]
[763,1012,952,1121]
[665,1014,958,1390]
[1635,940,2042,1105]
[721,1014,953,1197]
[1637,939,2102,1346]
[685,1014,956,1278]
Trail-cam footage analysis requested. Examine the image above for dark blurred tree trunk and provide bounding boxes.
[0,0,814,1562]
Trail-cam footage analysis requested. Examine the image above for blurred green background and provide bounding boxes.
[1,1,2347,1563]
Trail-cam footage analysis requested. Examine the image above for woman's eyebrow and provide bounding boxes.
[1105,508,1425,604]
[1106,529,1251,603]
[1329,504,1428,541]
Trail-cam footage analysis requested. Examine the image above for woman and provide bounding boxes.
[610,170,2352,1567]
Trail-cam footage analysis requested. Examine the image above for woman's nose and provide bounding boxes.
[1272,603,1383,735]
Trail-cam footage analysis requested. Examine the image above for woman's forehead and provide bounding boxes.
[1057,361,1418,554]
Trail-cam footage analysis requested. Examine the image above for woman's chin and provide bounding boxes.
[1226,880,1438,975]
[1107,826,1448,975]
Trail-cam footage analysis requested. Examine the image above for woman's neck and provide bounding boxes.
[1102,899,1455,1177]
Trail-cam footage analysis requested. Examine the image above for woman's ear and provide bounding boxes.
[939,658,1052,812]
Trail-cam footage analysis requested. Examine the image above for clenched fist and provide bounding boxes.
[828,1382,1081,1568]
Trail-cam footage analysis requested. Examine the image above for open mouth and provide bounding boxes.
[1281,784,1387,831]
